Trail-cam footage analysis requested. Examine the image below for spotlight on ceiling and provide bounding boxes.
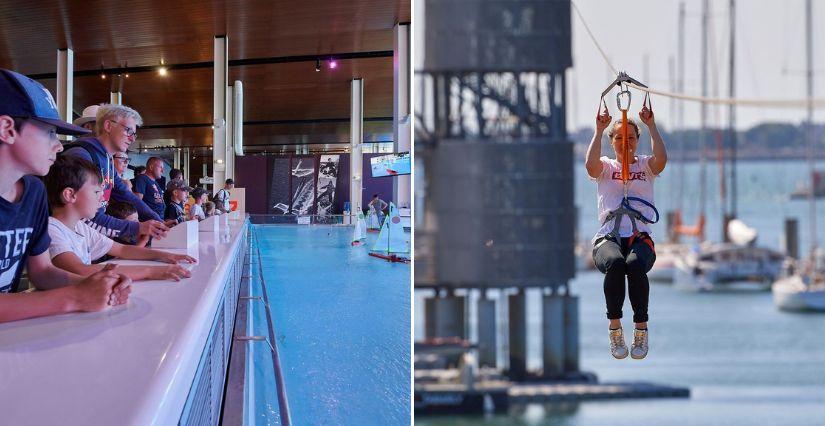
[315,59,321,72]
[329,59,338,69]
[158,66,168,76]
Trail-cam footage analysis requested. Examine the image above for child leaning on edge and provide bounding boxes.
[44,156,197,282]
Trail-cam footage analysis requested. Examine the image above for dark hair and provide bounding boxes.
[608,119,641,139]
[191,187,207,200]
[12,117,27,133]
[44,156,102,207]
[169,168,183,180]
[134,165,146,175]
[106,201,137,219]
[225,178,234,185]
[373,194,378,198]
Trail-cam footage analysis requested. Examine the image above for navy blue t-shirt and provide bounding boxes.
[134,175,165,218]
[0,176,51,293]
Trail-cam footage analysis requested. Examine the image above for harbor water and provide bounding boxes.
[415,159,825,425]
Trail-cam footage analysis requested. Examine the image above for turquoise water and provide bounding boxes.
[250,225,410,425]
[415,159,825,425]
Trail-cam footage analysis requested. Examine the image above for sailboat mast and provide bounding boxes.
[806,0,816,254]
[728,0,737,218]
[678,2,685,213]
[700,0,708,235]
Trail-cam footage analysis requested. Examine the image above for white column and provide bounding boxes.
[225,84,235,181]
[212,35,228,194]
[350,78,364,217]
[173,148,181,169]
[56,48,73,140]
[183,148,191,183]
[393,23,411,208]
[109,92,122,105]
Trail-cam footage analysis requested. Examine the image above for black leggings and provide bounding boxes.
[592,234,656,323]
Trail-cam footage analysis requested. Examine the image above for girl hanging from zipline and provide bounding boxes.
[585,80,667,360]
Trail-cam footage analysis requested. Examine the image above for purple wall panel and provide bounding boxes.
[234,155,269,214]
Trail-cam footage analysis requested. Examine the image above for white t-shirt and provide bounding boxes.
[48,217,114,265]
[189,203,205,221]
[591,155,658,241]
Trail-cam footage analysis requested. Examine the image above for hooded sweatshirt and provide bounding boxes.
[62,137,161,239]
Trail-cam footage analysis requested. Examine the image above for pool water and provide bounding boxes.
[247,225,410,425]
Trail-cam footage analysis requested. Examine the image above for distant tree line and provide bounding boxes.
[570,122,825,159]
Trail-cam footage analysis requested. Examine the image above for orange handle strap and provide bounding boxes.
[621,109,629,182]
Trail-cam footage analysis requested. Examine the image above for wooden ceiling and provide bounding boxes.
[0,0,409,151]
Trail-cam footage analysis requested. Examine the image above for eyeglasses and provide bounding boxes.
[107,120,137,138]
[113,156,130,163]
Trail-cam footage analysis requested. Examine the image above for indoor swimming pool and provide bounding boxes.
[245,224,410,425]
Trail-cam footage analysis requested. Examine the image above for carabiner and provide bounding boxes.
[617,89,632,111]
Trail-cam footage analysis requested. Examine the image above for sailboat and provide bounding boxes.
[352,207,367,246]
[772,0,825,312]
[369,202,410,263]
[673,0,786,292]
[773,249,825,311]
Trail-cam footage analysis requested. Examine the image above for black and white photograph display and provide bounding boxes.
[290,157,317,215]
[315,155,340,217]
[269,157,291,214]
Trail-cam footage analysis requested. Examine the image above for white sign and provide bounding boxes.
[297,216,311,225]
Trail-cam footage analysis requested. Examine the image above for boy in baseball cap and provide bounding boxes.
[0,68,131,323]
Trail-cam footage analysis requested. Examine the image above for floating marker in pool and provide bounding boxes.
[371,202,409,255]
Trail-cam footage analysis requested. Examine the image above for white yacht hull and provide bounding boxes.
[772,276,825,311]
[674,244,783,292]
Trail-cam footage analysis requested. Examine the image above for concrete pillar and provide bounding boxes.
[212,35,228,194]
[173,148,181,169]
[350,78,364,213]
[563,295,580,373]
[508,291,527,381]
[477,292,497,368]
[542,294,564,377]
[56,48,73,140]
[393,23,411,209]
[424,295,465,339]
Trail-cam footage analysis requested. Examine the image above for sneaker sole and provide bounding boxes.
[612,350,629,359]
[631,351,647,360]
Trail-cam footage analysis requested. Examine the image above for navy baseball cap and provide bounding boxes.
[0,68,90,136]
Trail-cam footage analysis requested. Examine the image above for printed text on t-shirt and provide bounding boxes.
[611,171,647,181]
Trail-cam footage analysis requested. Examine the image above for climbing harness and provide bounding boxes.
[598,72,660,248]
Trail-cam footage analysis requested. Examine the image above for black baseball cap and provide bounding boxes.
[0,68,90,136]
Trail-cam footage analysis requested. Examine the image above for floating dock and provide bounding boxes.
[415,373,690,414]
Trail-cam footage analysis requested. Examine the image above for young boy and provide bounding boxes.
[45,156,196,282]
[0,68,131,323]
[188,187,208,221]
[165,179,192,225]
[106,202,149,247]
[203,201,216,218]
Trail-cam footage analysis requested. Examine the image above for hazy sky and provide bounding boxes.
[415,0,824,132]
[569,0,823,132]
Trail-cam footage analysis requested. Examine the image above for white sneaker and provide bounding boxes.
[631,328,649,359]
[609,328,629,359]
